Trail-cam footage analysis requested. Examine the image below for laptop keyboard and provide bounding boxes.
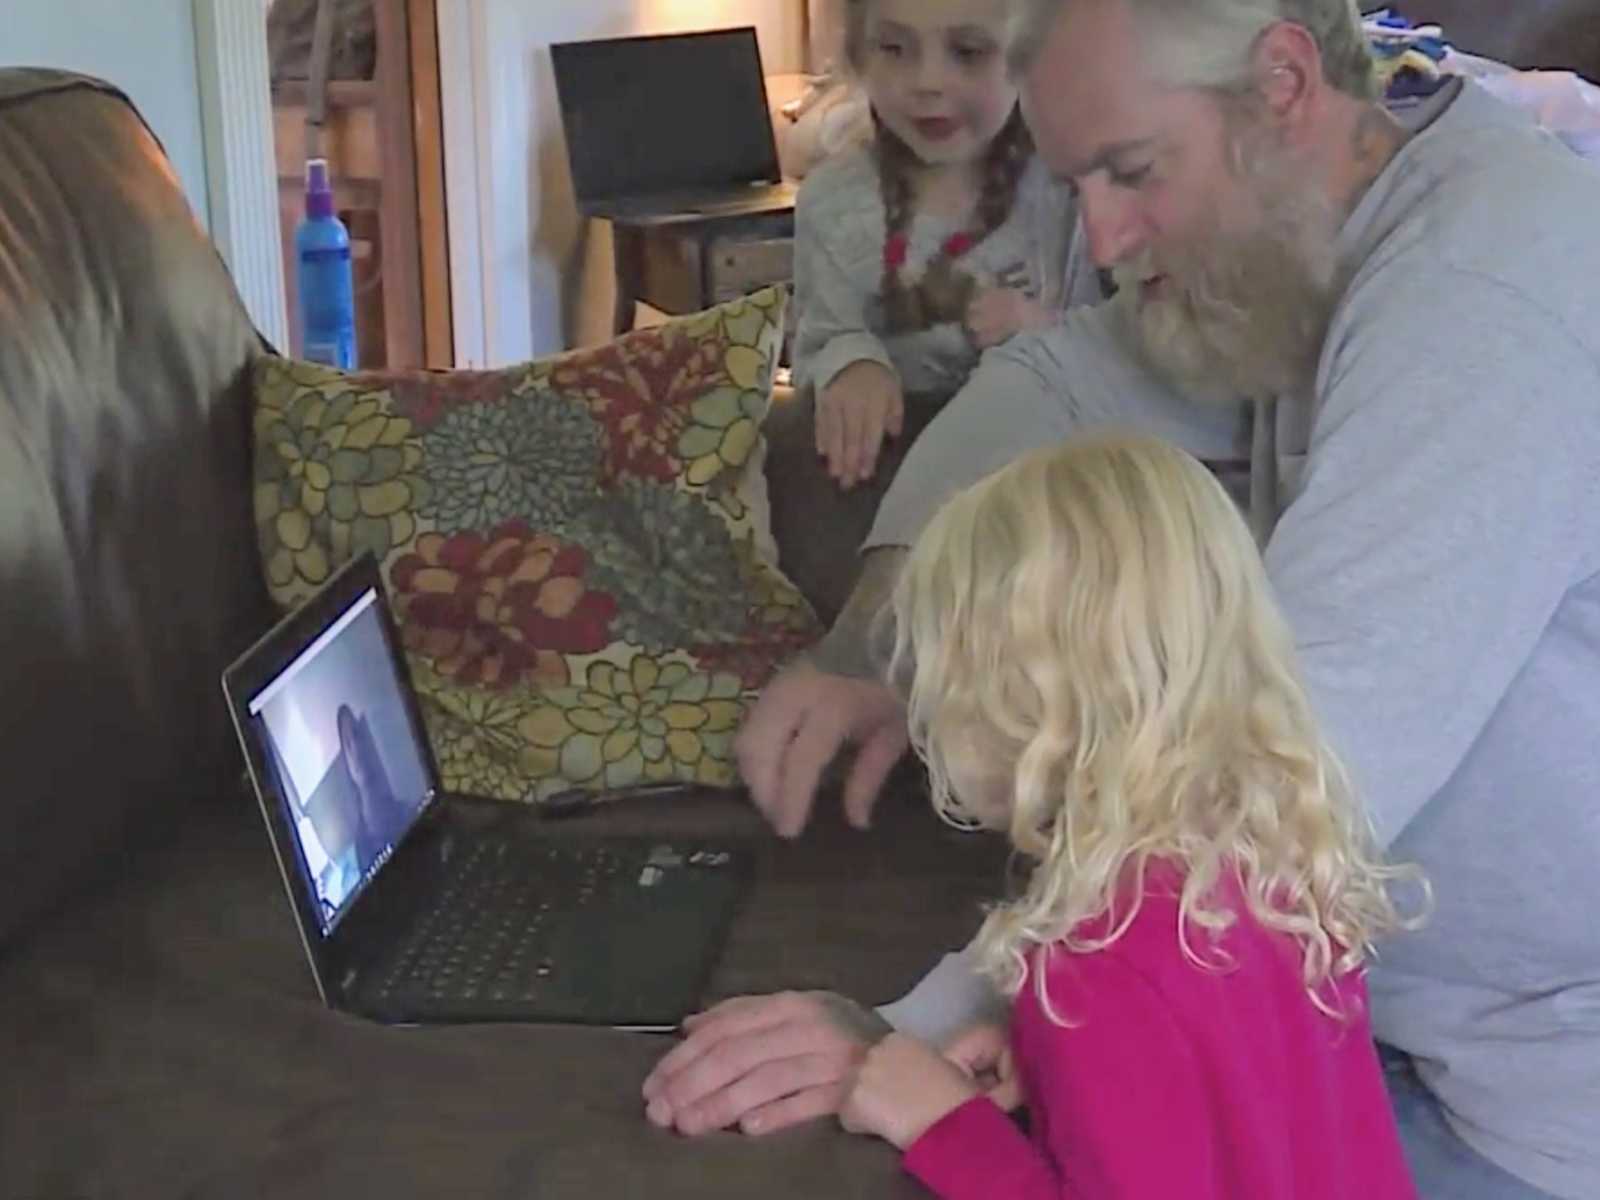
[373,838,632,1006]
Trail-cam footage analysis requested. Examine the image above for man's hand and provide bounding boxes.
[965,287,1054,350]
[642,991,891,1137]
[839,1032,979,1149]
[734,659,907,838]
[815,360,904,489]
[942,1021,1023,1112]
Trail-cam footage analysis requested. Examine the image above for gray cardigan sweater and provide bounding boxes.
[792,143,1101,401]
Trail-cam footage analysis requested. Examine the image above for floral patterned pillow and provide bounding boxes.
[252,287,820,802]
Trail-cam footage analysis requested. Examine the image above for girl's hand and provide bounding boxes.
[816,360,904,490]
[839,1032,978,1149]
[965,287,1055,349]
[942,1021,1024,1112]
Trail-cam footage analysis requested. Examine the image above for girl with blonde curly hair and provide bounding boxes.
[840,433,1425,1199]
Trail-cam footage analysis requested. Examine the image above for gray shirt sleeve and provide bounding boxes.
[1267,266,1600,847]
[865,299,1248,550]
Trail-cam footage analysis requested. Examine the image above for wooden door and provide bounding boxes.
[269,0,452,369]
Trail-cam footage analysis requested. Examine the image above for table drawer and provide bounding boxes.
[708,236,794,302]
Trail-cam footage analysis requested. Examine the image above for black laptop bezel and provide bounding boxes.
[550,26,783,214]
[221,551,447,1004]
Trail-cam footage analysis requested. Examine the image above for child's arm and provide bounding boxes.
[793,174,906,488]
[792,173,896,401]
[896,955,1220,1200]
[839,1032,979,1147]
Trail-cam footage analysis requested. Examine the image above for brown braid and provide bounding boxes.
[875,105,1035,334]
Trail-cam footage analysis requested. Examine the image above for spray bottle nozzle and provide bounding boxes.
[305,157,335,219]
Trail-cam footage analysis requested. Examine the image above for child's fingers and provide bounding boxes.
[858,403,882,484]
[860,406,889,484]
[838,402,863,488]
[838,1087,873,1137]
[849,406,880,487]
[824,397,848,481]
[988,1068,1024,1113]
[942,1024,1005,1074]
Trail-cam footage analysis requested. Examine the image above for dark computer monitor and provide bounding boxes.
[550,27,781,210]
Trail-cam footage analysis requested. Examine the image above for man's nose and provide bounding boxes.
[1078,178,1145,270]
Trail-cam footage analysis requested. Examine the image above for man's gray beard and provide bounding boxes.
[1116,158,1342,403]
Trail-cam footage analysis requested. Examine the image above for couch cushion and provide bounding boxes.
[251,290,821,803]
[0,71,270,951]
[761,387,954,626]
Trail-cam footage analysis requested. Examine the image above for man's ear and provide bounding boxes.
[1251,20,1324,125]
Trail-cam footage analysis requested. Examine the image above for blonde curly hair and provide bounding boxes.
[889,434,1422,1020]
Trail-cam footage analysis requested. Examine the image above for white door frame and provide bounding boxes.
[192,0,289,350]
[434,0,493,368]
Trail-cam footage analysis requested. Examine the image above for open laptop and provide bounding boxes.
[550,27,797,223]
[222,552,750,1028]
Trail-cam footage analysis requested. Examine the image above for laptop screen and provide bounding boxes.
[245,587,434,936]
[550,27,780,205]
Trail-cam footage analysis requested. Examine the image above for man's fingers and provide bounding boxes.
[739,684,827,837]
[654,1021,854,1129]
[734,676,810,822]
[842,720,907,831]
[776,702,851,838]
[885,391,905,439]
[676,1053,853,1137]
[680,992,789,1034]
[644,995,795,1096]
[742,1080,854,1137]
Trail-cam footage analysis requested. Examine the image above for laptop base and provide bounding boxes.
[348,817,749,1028]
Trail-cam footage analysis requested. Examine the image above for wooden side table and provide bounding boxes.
[606,202,797,334]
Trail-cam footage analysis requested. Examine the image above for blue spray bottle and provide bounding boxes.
[294,158,358,369]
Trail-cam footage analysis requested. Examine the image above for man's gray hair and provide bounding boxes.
[1007,0,1377,99]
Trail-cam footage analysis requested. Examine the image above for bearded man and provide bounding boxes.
[642,2,1600,1196]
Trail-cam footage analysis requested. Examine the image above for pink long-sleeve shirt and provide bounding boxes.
[903,870,1417,1200]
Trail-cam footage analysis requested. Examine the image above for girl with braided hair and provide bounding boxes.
[794,0,1101,493]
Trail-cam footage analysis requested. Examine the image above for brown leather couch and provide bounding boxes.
[0,70,986,1199]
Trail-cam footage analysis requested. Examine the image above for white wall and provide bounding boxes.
[1,0,211,229]
[458,0,804,364]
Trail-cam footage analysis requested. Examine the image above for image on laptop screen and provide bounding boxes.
[245,588,433,936]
